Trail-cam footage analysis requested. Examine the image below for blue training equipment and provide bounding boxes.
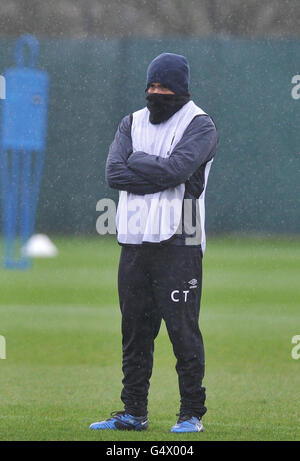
[0,34,49,269]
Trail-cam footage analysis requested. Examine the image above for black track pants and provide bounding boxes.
[118,244,206,419]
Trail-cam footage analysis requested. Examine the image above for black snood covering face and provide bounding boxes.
[146,93,190,124]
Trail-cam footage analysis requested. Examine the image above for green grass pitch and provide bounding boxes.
[0,235,299,441]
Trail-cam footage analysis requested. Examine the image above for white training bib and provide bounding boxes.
[116,101,207,245]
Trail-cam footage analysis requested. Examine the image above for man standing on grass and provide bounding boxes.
[90,52,217,433]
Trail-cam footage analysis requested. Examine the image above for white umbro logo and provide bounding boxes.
[188,279,198,288]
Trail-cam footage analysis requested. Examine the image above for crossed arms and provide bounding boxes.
[105,113,217,195]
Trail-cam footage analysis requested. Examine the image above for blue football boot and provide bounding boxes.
[171,414,204,433]
[89,411,148,431]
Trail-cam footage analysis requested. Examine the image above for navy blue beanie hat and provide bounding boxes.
[146,53,190,95]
